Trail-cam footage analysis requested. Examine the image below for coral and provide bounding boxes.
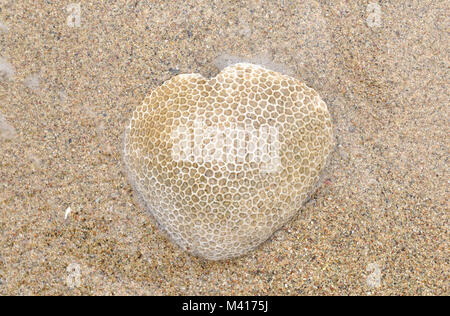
[123,63,333,260]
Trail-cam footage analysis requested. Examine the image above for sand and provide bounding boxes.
[0,1,448,295]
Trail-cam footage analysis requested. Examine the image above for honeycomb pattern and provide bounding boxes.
[123,63,333,260]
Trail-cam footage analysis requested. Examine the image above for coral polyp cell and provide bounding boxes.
[123,63,333,260]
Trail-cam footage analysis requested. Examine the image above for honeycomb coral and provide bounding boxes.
[123,63,333,260]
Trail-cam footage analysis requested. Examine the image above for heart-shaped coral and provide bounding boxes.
[123,63,333,260]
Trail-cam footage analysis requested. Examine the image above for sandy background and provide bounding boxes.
[0,0,448,295]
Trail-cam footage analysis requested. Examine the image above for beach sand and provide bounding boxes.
[0,1,448,295]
